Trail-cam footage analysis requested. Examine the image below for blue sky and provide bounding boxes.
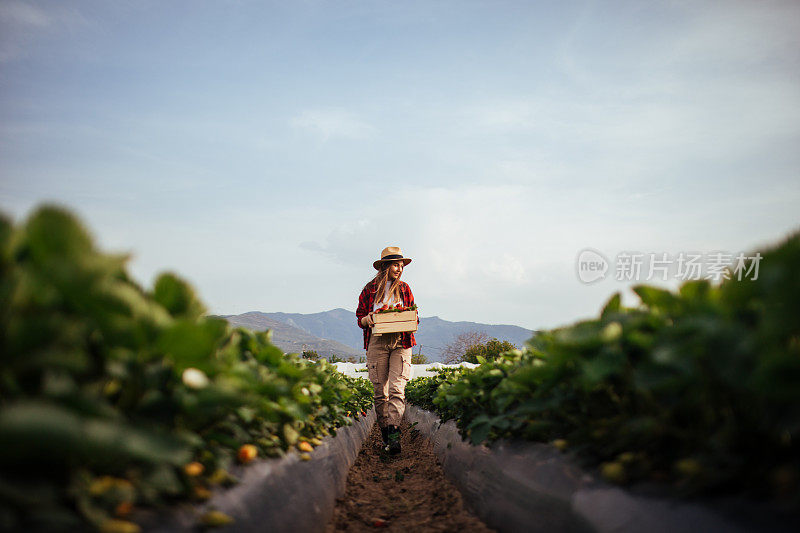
[1,0,799,332]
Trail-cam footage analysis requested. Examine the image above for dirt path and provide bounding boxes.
[325,418,495,532]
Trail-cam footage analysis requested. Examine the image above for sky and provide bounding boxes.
[1,0,799,332]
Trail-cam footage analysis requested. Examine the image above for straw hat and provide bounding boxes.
[373,246,412,270]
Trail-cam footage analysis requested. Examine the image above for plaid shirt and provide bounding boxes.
[356,280,417,350]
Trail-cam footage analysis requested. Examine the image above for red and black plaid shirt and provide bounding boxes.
[356,280,417,350]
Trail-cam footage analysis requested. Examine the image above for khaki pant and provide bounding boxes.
[366,332,412,428]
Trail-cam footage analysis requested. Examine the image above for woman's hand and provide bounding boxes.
[360,312,375,327]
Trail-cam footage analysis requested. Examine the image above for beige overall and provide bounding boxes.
[366,331,413,428]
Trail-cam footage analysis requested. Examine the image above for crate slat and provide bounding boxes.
[373,321,418,334]
[372,309,418,333]
[373,310,417,324]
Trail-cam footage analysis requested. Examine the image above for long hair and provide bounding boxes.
[367,261,403,306]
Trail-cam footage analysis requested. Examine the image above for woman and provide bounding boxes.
[356,246,418,455]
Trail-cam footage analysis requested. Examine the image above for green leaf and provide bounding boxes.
[466,415,492,444]
[24,205,95,261]
[600,292,621,318]
[152,272,207,320]
[0,401,192,469]
[632,285,678,313]
[156,318,228,373]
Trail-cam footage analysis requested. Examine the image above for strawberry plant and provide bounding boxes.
[408,231,800,501]
[0,205,373,531]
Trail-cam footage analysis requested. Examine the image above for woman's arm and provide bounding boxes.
[356,286,373,329]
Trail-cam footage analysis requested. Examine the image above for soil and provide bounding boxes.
[325,418,495,533]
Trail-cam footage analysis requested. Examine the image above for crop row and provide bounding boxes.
[0,205,373,532]
[407,231,800,502]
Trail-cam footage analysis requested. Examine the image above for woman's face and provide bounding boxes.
[387,261,403,281]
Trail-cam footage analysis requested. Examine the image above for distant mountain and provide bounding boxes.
[413,315,535,360]
[214,312,363,360]
[216,308,535,363]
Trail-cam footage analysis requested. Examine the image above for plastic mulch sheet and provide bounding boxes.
[136,409,376,533]
[403,405,798,533]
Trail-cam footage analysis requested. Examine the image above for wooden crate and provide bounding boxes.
[372,309,418,334]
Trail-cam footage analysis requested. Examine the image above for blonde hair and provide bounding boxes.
[368,261,403,306]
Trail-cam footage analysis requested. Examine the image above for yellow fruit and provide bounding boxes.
[283,423,299,446]
[674,458,703,478]
[183,462,204,477]
[100,519,141,533]
[103,379,121,396]
[551,439,568,451]
[201,450,215,462]
[300,453,312,461]
[617,452,636,465]
[310,438,323,446]
[207,469,233,486]
[600,321,623,342]
[200,510,235,527]
[193,486,212,500]
[298,441,313,453]
[600,461,627,484]
[89,476,134,497]
[237,444,258,464]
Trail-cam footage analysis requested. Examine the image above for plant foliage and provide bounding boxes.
[0,205,373,531]
[407,231,800,500]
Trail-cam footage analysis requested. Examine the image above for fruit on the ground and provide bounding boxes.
[551,439,568,451]
[200,510,234,527]
[114,502,133,518]
[184,462,204,476]
[601,461,627,483]
[298,441,313,452]
[372,518,388,527]
[193,486,212,500]
[100,519,141,533]
[617,452,636,465]
[207,469,235,486]
[300,453,312,461]
[237,444,258,463]
[89,476,134,496]
[674,458,703,478]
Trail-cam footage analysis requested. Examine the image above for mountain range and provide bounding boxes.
[215,308,535,362]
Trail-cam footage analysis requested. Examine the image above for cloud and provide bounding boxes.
[484,253,527,284]
[300,185,556,291]
[289,108,376,141]
[0,1,51,28]
[0,1,89,62]
[298,217,380,266]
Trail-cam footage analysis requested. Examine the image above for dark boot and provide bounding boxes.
[380,426,389,445]
[387,425,401,455]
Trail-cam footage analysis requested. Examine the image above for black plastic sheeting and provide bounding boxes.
[404,405,798,533]
[136,409,376,533]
